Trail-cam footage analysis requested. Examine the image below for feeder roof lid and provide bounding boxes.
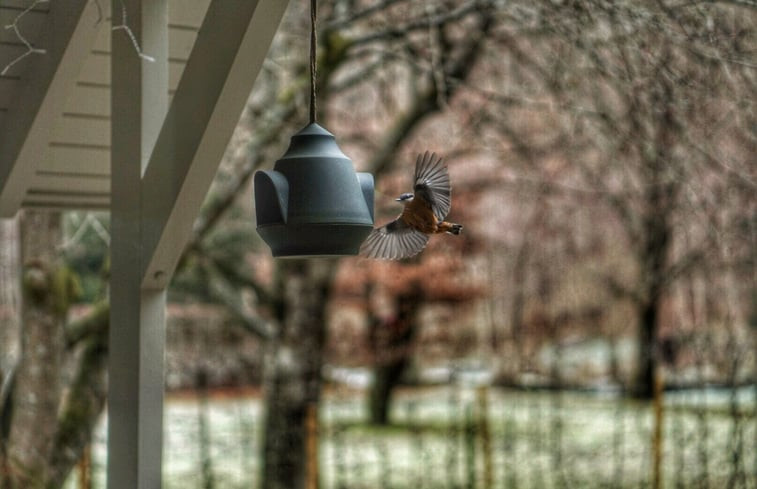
[279,123,349,160]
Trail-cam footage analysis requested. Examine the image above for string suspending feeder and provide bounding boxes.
[254,0,374,257]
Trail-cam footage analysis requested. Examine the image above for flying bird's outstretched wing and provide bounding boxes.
[360,151,454,260]
[359,217,429,260]
[413,151,451,221]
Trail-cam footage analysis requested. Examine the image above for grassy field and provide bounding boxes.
[68,385,755,488]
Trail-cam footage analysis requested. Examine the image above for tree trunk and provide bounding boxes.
[261,259,335,489]
[0,211,107,489]
[46,302,109,489]
[630,77,678,400]
[633,298,660,399]
[0,217,20,395]
[0,217,20,489]
[4,211,66,488]
[369,358,406,426]
[369,282,422,425]
[631,180,672,400]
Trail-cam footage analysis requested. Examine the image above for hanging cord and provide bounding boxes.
[309,0,318,123]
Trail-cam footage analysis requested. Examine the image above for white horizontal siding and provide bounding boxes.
[0,0,211,211]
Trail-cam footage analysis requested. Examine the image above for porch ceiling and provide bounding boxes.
[0,0,211,213]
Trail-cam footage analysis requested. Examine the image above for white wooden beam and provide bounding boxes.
[0,0,100,217]
[107,0,168,487]
[140,0,289,289]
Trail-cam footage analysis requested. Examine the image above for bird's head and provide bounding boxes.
[396,192,414,202]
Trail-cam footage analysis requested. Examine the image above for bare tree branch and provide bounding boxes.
[198,253,276,341]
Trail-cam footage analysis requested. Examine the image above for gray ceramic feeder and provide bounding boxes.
[254,123,374,257]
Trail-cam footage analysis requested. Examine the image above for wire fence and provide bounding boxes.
[69,380,756,489]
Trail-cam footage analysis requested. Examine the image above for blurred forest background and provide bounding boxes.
[0,0,755,488]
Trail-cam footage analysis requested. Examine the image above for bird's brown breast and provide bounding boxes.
[401,198,438,234]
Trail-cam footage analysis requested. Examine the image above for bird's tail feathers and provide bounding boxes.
[439,222,463,235]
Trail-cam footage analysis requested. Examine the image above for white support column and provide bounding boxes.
[107,0,168,487]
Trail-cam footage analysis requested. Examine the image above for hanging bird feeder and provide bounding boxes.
[254,0,374,257]
[255,123,374,257]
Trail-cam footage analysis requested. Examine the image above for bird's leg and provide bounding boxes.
[437,221,463,235]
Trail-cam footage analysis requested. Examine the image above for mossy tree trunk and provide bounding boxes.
[3,211,67,489]
[0,211,108,489]
[46,302,109,489]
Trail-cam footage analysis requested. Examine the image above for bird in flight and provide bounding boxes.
[360,151,462,260]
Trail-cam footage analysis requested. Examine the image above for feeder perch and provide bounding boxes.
[254,123,374,257]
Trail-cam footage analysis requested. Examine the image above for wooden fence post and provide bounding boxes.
[306,402,319,489]
[652,367,664,489]
[77,444,91,489]
[477,385,493,489]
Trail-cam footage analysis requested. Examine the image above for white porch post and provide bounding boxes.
[108,0,168,487]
